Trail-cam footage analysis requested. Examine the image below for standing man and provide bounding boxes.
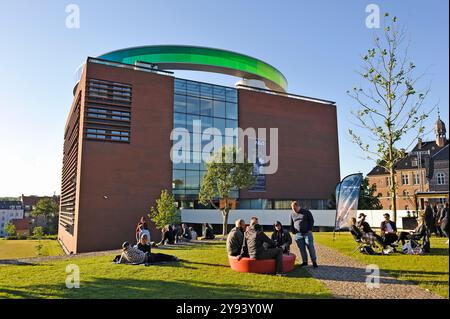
[424,201,435,236]
[290,201,318,268]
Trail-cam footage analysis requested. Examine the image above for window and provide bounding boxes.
[385,177,391,186]
[402,190,409,199]
[413,173,420,185]
[401,174,409,185]
[412,158,418,166]
[172,79,238,199]
[437,172,446,185]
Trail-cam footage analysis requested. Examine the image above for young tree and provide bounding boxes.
[33,226,44,256]
[359,177,383,210]
[32,198,59,234]
[149,189,180,230]
[348,13,432,221]
[4,222,16,237]
[199,146,255,236]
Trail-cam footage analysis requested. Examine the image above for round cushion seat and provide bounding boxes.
[228,253,296,274]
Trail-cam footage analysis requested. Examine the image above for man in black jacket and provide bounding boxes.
[227,219,245,256]
[424,201,435,236]
[271,221,292,253]
[290,201,318,268]
[239,217,286,276]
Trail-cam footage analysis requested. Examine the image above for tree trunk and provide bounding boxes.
[389,167,397,223]
[222,208,229,237]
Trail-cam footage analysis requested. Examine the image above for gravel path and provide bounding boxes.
[290,242,442,299]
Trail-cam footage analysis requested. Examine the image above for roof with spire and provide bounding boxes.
[368,114,449,176]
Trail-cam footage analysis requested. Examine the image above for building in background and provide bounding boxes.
[0,200,24,237]
[58,45,340,254]
[368,115,449,210]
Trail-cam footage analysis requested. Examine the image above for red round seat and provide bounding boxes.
[228,253,296,274]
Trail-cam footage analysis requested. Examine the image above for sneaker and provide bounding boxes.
[275,272,287,277]
[312,262,318,268]
[299,262,308,267]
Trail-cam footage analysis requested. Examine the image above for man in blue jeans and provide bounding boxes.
[290,201,318,268]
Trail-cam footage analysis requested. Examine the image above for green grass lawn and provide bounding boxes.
[315,232,449,298]
[0,239,64,259]
[0,241,332,299]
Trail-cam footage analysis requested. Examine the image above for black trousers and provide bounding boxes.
[145,252,176,263]
[160,230,175,244]
[398,232,418,245]
[383,233,398,246]
[257,248,284,274]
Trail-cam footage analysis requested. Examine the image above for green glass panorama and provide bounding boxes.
[98,45,288,92]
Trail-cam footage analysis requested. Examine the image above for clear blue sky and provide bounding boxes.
[0,0,448,196]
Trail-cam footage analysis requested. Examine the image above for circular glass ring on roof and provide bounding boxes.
[97,45,288,92]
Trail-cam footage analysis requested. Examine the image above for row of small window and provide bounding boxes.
[397,173,446,186]
[86,108,131,121]
[88,80,132,92]
[174,113,238,135]
[89,87,132,97]
[174,78,238,103]
[174,94,238,119]
[85,129,130,142]
[88,91,131,102]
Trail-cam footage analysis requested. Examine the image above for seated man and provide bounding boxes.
[119,240,179,264]
[271,221,292,254]
[203,223,216,240]
[159,225,175,245]
[398,216,427,245]
[226,219,246,256]
[181,223,192,241]
[189,227,198,240]
[380,213,398,247]
[238,217,286,276]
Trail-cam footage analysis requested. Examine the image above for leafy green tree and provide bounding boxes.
[358,178,383,210]
[348,13,432,221]
[32,198,59,234]
[149,190,180,230]
[4,222,16,237]
[33,226,44,238]
[199,146,256,236]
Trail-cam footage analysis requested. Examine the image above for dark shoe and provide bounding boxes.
[299,262,308,267]
[313,262,318,268]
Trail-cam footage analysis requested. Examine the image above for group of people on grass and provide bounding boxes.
[349,201,449,254]
[115,217,215,265]
[158,222,215,245]
[226,201,318,276]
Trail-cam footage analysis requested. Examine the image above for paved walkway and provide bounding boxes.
[290,242,442,299]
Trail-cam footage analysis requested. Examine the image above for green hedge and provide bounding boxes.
[5,235,58,240]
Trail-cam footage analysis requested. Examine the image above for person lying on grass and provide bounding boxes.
[117,239,179,265]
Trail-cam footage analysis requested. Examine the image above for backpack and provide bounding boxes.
[360,245,375,255]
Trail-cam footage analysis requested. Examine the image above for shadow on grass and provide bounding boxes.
[0,277,328,299]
